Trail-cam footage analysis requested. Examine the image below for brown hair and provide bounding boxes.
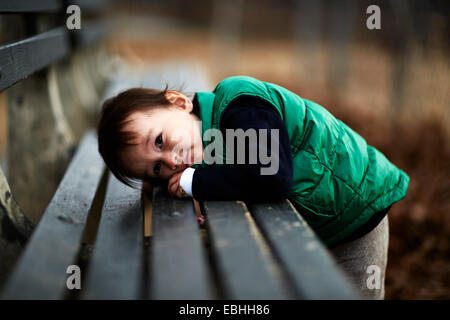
[97,86,171,188]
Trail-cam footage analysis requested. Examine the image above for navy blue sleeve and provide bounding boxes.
[191,95,293,202]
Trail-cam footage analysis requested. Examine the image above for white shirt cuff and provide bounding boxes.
[179,167,195,197]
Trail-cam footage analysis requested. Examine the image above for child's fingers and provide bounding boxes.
[167,179,176,190]
[167,175,178,193]
[167,171,184,198]
[168,171,181,186]
[168,179,181,198]
[168,185,182,198]
[168,181,177,197]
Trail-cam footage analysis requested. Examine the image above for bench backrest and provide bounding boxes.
[0,0,109,290]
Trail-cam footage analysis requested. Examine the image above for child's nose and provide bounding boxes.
[163,151,181,170]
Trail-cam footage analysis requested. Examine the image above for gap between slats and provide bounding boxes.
[63,169,109,300]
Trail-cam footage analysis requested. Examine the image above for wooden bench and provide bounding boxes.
[2,72,361,299]
[0,3,361,300]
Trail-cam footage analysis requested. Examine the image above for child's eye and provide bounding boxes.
[154,162,161,176]
[155,134,163,148]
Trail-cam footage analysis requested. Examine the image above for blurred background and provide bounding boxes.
[1,0,449,299]
[105,0,450,300]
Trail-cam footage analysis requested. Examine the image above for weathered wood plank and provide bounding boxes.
[203,200,292,299]
[0,132,105,299]
[0,0,61,13]
[150,186,214,299]
[82,173,144,299]
[248,200,360,299]
[144,194,152,237]
[0,27,70,92]
[0,166,34,238]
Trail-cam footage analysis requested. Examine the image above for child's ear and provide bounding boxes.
[166,91,193,113]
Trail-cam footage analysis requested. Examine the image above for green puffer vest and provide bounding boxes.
[193,75,409,246]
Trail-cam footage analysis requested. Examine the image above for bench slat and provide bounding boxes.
[150,187,214,299]
[248,200,360,299]
[0,27,70,92]
[203,201,292,299]
[82,173,144,299]
[1,132,104,299]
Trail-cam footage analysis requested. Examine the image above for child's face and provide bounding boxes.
[120,93,203,181]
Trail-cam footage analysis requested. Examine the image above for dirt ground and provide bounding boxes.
[108,27,450,299]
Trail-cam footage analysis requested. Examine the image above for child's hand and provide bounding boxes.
[168,170,188,198]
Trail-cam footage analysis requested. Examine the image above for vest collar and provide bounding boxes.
[194,91,216,146]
